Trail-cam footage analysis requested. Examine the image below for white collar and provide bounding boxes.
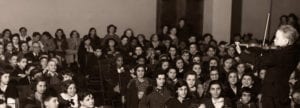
[212,97,224,108]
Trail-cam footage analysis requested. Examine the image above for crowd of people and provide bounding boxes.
[0,14,299,108]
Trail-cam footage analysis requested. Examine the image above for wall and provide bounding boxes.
[241,0,300,40]
[203,0,232,42]
[0,0,157,38]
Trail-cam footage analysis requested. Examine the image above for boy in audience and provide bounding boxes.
[236,87,258,108]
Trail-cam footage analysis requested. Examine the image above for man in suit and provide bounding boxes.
[25,41,42,64]
[238,25,299,108]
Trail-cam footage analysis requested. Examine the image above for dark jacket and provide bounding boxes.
[240,45,299,101]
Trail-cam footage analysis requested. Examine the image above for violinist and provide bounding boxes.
[236,25,299,108]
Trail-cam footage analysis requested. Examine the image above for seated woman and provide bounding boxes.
[199,80,232,108]
[0,68,18,108]
[58,80,78,108]
[22,77,47,108]
[166,80,191,108]
[126,65,151,108]
[78,91,95,108]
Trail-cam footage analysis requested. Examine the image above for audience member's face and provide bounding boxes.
[274,30,289,46]
[44,97,59,108]
[209,59,218,67]
[40,58,48,68]
[125,30,132,37]
[170,28,177,35]
[161,62,169,70]
[167,69,177,80]
[1,74,9,85]
[56,31,63,39]
[188,36,196,43]
[4,31,11,38]
[192,65,201,75]
[135,47,143,55]
[227,47,235,56]
[169,47,176,56]
[207,48,216,57]
[20,29,27,36]
[67,84,76,97]
[21,43,29,52]
[116,57,123,66]
[242,75,253,87]
[176,59,184,69]
[80,94,95,108]
[186,75,196,88]
[162,26,168,34]
[224,59,233,69]
[109,27,115,34]
[18,58,27,69]
[6,43,13,51]
[189,44,197,53]
[108,40,116,47]
[94,49,102,57]
[151,35,159,41]
[36,81,47,94]
[121,37,128,45]
[179,20,185,27]
[136,58,145,65]
[71,32,79,39]
[177,85,188,98]
[84,39,91,45]
[90,29,96,36]
[197,83,204,96]
[192,57,201,64]
[12,36,19,44]
[210,70,219,81]
[209,84,221,98]
[241,92,251,104]
[237,64,245,73]
[204,36,211,43]
[228,73,238,85]
[218,44,226,51]
[181,53,190,61]
[259,69,266,80]
[63,75,72,81]
[32,43,41,53]
[47,61,57,72]
[33,35,41,41]
[156,74,165,87]
[9,56,18,66]
[136,67,145,78]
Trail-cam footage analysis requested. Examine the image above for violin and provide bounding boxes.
[235,42,279,50]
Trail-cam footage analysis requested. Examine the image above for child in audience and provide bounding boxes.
[236,87,258,108]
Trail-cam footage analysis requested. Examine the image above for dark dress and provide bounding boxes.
[166,98,191,108]
[126,78,151,108]
[240,45,300,108]
[139,87,172,108]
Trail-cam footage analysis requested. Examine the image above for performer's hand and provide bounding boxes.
[121,96,126,104]
[235,42,242,54]
[114,85,120,93]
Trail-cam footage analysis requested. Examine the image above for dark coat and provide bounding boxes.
[240,45,300,102]
[200,97,232,108]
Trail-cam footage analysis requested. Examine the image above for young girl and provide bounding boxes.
[224,71,241,105]
[199,80,232,108]
[23,77,47,108]
[166,80,191,108]
[126,65,151,108]
[11,34,20,53]
[0,70,18,108]
[78,91,95,108]
[58,80,79,108]
[184,72,199,100]
[42,90,59,108]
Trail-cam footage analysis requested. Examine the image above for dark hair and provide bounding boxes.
[88,27,98,37]
[60,80,76,93]
[184,71,197,80]
[2,29,11,36]
[174,80,188,97]
[78,90,93,101]
[10,33,20,42]
[42,31,53,39]
[206,80,224,98]
[32,32,41,38]
[150,34,160,41]
[70,30,80,38]
[107,24,117,34]
[32,76,47,91]
[55,29,66,40]
[19,27,27,32]
[123,28,134,37]
[134,64,146,76]
[42,89,58,103]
